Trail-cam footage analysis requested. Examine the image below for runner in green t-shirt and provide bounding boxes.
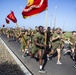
[26,26,46,73]
[47,28,63,65]
[69,31,76,60]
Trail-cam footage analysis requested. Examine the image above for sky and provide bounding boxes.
[0,0,76,31]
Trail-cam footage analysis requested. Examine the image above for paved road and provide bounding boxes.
[1,34,76,75]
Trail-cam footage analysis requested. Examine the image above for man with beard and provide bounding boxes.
[47,28,63,65]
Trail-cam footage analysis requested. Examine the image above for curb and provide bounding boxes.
[0,38,32,75]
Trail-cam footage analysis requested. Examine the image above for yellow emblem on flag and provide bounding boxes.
[9,14,14,20]
[27,0,34,6]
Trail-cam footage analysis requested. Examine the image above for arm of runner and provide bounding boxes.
[34,38,46,48]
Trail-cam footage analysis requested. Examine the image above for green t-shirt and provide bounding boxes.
[33,30,37,34]
[52,32,62,44]
[70,35,76,44]
[32,32,44,46]
[24,35,30,41]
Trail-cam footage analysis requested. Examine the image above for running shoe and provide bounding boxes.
[73,64,76,68]
[57,61,62,65]
[39,69,47,73]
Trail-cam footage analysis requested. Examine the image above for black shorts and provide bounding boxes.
[74,55,76,62]
[74,50,76,61]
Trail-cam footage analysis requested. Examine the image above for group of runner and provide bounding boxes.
[0,26,76,73]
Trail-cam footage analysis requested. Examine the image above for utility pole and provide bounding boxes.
[54,6,57,29]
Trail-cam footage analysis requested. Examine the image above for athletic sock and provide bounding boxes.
[39,65,42,70]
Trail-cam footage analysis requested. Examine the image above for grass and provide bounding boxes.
[64,32,72,39]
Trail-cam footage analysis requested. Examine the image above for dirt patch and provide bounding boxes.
[0,39,25,75]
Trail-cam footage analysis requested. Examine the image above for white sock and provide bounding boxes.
[47,54,50,57]
[26,51,29,53]
[40,65,42,70]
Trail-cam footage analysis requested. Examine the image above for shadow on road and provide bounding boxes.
[0,61,25,75]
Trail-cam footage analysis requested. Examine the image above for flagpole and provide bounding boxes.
[45,9,48,45]
[5,19,7,28]
[63,20,65,31]
[50,14,53,28]
[54,17,56,29]
[46,10,48,29]
[16,23,19,28]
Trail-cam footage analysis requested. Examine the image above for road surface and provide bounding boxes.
[1,34,76,75]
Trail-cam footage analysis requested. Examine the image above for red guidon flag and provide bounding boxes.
[22,0,48,18]
[5,18,10,24]
[7,11,17,23]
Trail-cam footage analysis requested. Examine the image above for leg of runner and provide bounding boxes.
[38,50,47,73]
[56,48,62,65]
